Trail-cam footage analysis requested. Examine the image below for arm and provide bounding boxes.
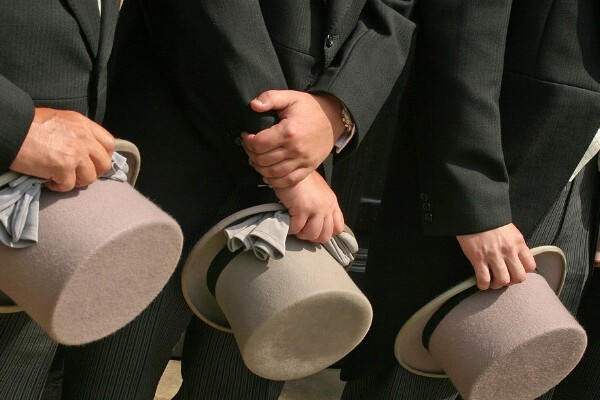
[141,0,415,187]
[273,170,345,243]
[412,0,535,289]
[242,0,417,187]
[0,75,115,191]
[140,0,288,135]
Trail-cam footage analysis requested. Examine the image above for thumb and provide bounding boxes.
[250,90,294,113]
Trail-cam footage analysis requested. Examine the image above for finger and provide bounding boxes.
[296,215,324,242]
[252,158,298,179]
[46,171,77,192]
[472,261,491,290]
[250,90,294,113]
[488,258,511,289]
[288,213,309,236]
[89,121,116,153]
[88,140,114,176]
[74,159,99,188]
[316,215,334,243]
[249,148,293,168]
[243,126,285,155]
[505,254,528,284]
[332,207,345,236]
[518,247,537,273]
[264,168,312,189]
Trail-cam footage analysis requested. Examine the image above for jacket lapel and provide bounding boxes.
[97,0,120,62]
[63,0,101,57]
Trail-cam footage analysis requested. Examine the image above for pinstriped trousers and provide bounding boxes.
[342,160,599,400]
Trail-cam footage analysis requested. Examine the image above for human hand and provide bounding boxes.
[242,90,346,189]
[9,108,115,192]
[456,223,536,290]
[273,171,344,243]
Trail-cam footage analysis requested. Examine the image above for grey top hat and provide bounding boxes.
[0,140,183,345]
[395,246,587,400]
[182,203,373,381]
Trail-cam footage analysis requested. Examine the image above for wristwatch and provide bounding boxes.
[340,101,355,135]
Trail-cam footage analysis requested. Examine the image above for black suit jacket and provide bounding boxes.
[114,0,415,161]
[342,0,600,380]
[0,0,119,172]
[105,0,416,240]
[414,0,600,238]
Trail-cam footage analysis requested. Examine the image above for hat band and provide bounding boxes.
[206,247,244,297]
[421,285,478,350]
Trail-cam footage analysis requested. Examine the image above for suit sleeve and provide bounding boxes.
[140,0,288,135]
[309,0,416,152]
[0,74,35,173]
[411,0,513,236]
[141,0,415,148]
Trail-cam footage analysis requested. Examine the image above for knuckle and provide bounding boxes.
[471,251,485,263]
[98,157,112,175]
[477,279,490,290]
[512,273,527,284]
[514,231,525,243]
[525,262,537,272]
[497,276,511,286]
[283,121,301,139]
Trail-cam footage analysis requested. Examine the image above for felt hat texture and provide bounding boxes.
[395,246,587,400]
[0,139,183,345]
[181,203,373,381]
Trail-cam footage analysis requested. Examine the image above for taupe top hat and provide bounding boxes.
[395,246,587,400]
[0,139,183,345]
[182,203,373,381]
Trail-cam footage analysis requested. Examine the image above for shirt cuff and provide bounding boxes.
[333,125,355,154]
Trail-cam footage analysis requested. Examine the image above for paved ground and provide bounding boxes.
[155,360,346,400]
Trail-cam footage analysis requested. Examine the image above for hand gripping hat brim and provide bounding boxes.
[0,140,183,345]
[395,245,587,400]
[182,203,373,381]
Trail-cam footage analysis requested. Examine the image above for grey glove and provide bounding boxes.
[0,152,130,248]
[224,210,358,266]
[225,211,290,260]
[322,231,359,267]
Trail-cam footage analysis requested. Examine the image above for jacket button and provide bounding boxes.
[234,137,243,146]
[325,34,334,48]
[422,203,431,212]
[420,192,428,202]
[424,213,433,223]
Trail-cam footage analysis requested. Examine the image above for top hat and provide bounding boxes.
[395,245,587,400]
[0,139,183,345]
[181,203,373,381]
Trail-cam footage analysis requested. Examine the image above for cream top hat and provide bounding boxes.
[182,203,373,381]
[395,246,587,400]
[0,139,183,345]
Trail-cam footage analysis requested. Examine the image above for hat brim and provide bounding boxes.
[0,139,141,314]
[181,203,286,332]
[394,245,567,378]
